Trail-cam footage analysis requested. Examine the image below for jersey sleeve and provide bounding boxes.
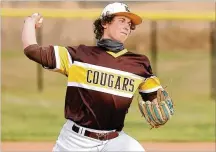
[139,76,163,93]
[24,44,73,76]
[52,45,73,76]
[138,55,162,94]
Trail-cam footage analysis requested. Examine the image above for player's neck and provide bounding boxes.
[97,39,124,52]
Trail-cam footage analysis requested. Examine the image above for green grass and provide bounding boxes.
[1,50,215,141]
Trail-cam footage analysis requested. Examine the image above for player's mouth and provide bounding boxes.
[120,32,127,36]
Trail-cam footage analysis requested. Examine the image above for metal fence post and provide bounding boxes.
[36,27,43,92]
[150,21,158,75]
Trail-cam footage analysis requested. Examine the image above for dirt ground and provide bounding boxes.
[1,142,215,152]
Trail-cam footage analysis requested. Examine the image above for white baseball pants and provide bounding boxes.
[52,119,145,152]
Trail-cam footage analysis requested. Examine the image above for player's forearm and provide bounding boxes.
[22,17,37,49]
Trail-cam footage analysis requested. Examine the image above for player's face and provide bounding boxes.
[102,16,132,43]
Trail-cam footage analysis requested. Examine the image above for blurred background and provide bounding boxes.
[1,1,216,150]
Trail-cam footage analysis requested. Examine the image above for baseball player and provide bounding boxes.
[22,2,174,151]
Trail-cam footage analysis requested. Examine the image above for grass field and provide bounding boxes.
[1,49,215,142]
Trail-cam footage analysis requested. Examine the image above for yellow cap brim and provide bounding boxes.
[114,12,142,25]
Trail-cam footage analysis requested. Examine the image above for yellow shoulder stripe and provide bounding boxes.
[139,76,162,93]
[54,46,72,75]
[106,49,128,58]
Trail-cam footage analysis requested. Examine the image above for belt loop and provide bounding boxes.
[81,128,85,136]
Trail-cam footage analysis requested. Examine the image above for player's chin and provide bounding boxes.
[118,35,128,43]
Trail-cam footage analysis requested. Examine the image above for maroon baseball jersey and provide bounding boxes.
[24,44,162,131]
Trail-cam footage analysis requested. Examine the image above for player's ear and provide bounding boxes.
[101,22,108,29]
[101,19,110,29]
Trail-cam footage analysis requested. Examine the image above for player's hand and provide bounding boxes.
[25,13,43,29]
[31,13,43,28]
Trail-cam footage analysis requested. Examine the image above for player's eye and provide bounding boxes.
[118,18,125,23]
[119,19,124,23]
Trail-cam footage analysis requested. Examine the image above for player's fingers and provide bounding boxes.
[31,13,41,18]
[31,13,43,22]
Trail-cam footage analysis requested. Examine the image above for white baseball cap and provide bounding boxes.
[100,2,142,25]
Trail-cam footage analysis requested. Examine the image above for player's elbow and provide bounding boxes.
[24,44,40,61]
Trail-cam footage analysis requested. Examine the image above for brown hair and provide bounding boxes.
[93,15,136,40]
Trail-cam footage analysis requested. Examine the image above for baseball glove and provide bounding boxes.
[138,88,174,129]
